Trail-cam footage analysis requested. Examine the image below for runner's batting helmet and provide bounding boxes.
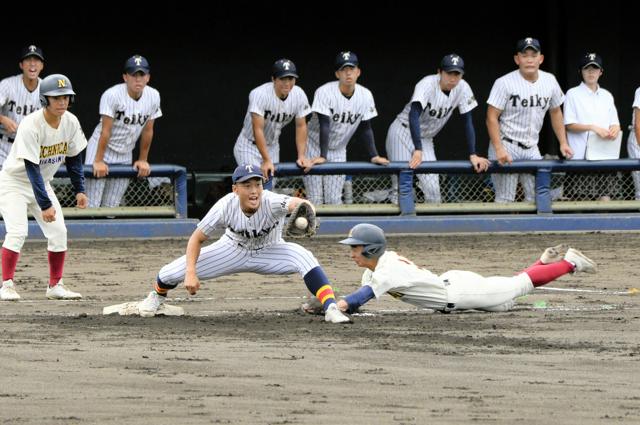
[339,223,386,258]
[39,74,75,107]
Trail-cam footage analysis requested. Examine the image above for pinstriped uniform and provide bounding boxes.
[84,83,162,207]
[385,75,477,202]
[158,190,319,285]
[233,82,311,171]
[487,70,564,202]
[627,88,640,198]
[303,81,377,204]
[0,75,41,169]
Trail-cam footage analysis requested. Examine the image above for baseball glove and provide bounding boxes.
[285,202,318,238]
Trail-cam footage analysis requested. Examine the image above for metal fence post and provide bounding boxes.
[398,170,416,215]
[535,167,552,214]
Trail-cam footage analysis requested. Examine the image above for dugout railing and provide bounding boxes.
[274,160,640,215]
[53,164,188,218]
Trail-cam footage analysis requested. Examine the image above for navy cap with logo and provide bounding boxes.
[124,55,150,75]
[579,52,603,70]
[272,59,299,79]
[232,164,264,184]
[20,44,44,61]
[516,37,541,53]
[335,51,359,70]
[439,54,465,73]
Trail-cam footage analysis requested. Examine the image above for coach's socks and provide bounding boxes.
[303,266,337,311]
[48,251,66,287]
[2,247,20,282]
[520,260,574,287]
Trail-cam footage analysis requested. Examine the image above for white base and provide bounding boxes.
[102,301,185,316]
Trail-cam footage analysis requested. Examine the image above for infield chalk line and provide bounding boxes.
[537,287,638,295]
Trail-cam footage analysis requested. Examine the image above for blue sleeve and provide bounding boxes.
[409,101,423,151]
[318,114,330,159]
[460,111,477,156]
[343,285,375,314]
[354,120,379,158]
[24,160,52,211]
[65,153,85,194]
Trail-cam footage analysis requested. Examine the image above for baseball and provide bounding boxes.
[295,217,308,230]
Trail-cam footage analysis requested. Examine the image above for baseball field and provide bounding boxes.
[0,232,638,424]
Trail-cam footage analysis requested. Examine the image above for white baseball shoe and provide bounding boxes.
[324,303,352,324]
[564,248,597,274]
[0,280,21,301]
[46,280,82,299]
[138,291,165,317]
[540,244,569,264]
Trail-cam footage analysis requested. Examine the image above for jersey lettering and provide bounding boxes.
[6,101,39,117]
[114,110,150,126]
[264,110,295,123]
[328,108,361,124]
[509,94,550,109]
[424,102,453,119]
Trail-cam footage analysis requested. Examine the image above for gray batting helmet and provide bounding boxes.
[339,223,386,258]
[39,74,75,107]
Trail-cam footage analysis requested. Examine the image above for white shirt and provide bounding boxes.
[564,82,619,159]
[239,82,311,145]
[87,83,162,154]
[632,87,640,128]
[396,75,477,139]
[361,250,448,310]
[197,190,291,251]
[487,70,564,147]
[0,74,42,139]
[0,109,87,185]
[307,82,377,151]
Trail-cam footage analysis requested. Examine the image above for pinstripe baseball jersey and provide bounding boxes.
[487,70,564,147]
[197,190,291,251]
[86,83,162,158]
[0,74,41,140]
[238,82,311,145]
[631,87,640,128]
[307,81,377,151]
[627,88,640,158]
[395,75,477,139]
[0,109,87,185]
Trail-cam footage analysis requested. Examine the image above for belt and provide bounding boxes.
[1,135,14,143]
[503,137,531,150]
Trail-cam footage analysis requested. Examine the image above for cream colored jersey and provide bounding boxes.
[361,250,448,310]
[0,109,87,185]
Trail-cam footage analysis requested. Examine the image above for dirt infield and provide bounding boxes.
[1,233,639,424]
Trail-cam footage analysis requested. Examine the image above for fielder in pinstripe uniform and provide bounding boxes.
[136,163,351,323]
[0,45,45,170]
[303,51,389,205]
[486,37,573,203]
[627,87,640,199]
[385,54,489,203]
[84,55,162,208]
[233,59,313,189]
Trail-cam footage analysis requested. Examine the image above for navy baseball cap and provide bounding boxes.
[232,164,264,183]
[124,55,150,75]
[579,52,603,69]
[272,59,299,79]
[21,44,44,61]
[439,54,465,73]
[516,37,541,53]
[335,51,359,70]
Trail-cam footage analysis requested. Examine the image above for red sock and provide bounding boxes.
[1,247,20,281]
[521,260,574,287]
[48,251,66,287]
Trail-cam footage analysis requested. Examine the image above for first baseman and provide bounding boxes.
[0,74,87,301]
[486,37,573,203]
[303,51,389,205]
[136,163,351,324]
[0,45,45,170]
[84,54,162,208]
[233,59,313,189]
[385,53,489,203]
[332,223,595,314]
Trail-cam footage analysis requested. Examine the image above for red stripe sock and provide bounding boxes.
[48,251,66,287]
[1,247,20,281]
[521,260,574,287]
